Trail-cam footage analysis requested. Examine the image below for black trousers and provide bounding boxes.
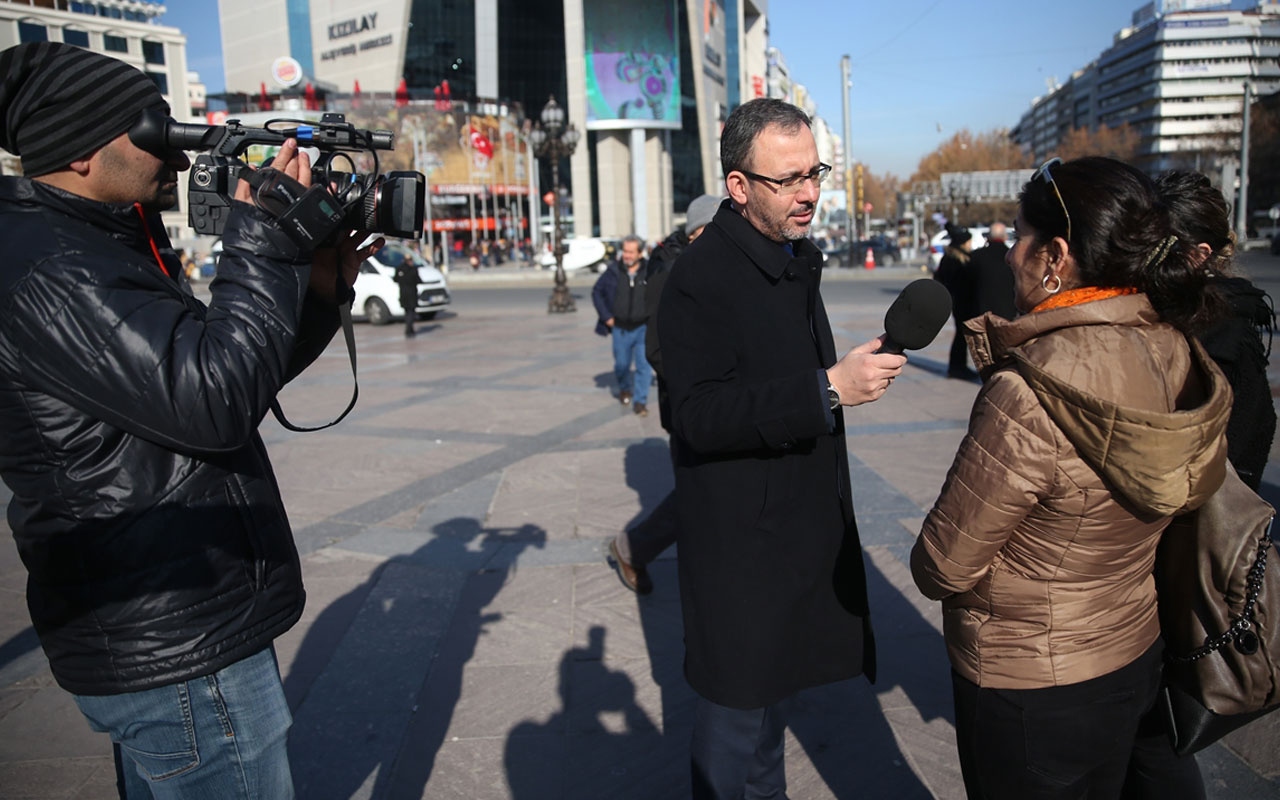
[1119,702,1205,800]
[951,642,1163,800]
[690,695,791,800]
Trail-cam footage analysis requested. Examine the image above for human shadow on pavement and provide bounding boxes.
[504,625,669,798]
[786,554,953,798]
[284,517,545,800]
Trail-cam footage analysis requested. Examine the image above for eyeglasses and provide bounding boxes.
[1032,157,1072,243]
[739,163,832,194]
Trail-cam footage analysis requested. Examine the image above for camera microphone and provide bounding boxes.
[878,279,953,355]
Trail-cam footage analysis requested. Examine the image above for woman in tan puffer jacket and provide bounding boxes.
[911,156,1231,800]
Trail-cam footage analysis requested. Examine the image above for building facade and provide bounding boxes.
[214,0,773,242]
[1013,1,1280,175]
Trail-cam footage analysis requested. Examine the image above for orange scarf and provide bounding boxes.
[1032,286,1137,313]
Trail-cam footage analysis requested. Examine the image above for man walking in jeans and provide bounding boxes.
[592,234,654,416]
[0,43,375,798]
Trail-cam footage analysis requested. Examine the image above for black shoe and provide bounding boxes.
[947,366,979,381]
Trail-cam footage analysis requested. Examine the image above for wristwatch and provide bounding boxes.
[826,383,841,411]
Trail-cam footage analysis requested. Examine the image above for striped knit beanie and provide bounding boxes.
[0,42,168,177]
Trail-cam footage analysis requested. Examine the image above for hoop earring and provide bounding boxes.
[1042,273,1062,294]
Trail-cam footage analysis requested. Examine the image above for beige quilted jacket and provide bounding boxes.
[912,294,1231,689]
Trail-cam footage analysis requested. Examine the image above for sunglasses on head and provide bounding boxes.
[1032,157,1071,244]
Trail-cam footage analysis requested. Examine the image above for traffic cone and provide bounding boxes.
[864,247,875,270]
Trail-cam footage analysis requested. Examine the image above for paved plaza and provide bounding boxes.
[1,260,1278,798]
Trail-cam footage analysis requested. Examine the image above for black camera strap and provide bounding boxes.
[270,270,359,433]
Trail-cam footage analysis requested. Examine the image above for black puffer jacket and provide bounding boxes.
[0,177,340,695]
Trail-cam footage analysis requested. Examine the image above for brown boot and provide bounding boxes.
[619,389,632,406]
[607,538,653,594]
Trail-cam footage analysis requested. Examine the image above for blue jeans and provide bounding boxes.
[612,324,651,404]
[74,647,293,800]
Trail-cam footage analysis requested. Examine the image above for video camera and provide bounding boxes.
[128,109,425,248]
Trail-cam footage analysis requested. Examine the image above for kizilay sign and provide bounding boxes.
[321,12,393,62]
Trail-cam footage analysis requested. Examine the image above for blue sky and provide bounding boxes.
[768,0,1254,178]
[162,0,1254,179]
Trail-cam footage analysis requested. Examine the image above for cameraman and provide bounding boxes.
[0,43,379,798]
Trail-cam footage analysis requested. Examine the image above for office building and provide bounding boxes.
[215,0,772,241]
[1013,1,1280,174]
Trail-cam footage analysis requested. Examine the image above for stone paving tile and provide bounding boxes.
[417,735,565,800]
[880,707,967,800]
[571,601,684,664]
[464,564,576,612]
[0,757,113,799]
[0,686,104,761]
[438,663,562,741]
[365,388,602,437]
[272,437,500,522]
[462,604,575,667]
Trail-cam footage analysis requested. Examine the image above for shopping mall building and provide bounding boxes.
[219,0,769,242]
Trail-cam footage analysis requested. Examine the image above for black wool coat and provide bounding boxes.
[657,202,875,709]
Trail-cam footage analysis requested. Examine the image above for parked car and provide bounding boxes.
[821,235,901,267]
[538,237,609,272]
[352,243,451,324]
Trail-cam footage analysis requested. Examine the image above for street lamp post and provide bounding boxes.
[529,96,581,314]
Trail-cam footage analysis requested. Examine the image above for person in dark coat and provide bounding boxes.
[934,222,977,379]
[0,43,376,798]
[1121,170,1278,800]
[605,193,721,595]
[658,98,906,799]
[970,221,1016,320]
[395,252,419,337]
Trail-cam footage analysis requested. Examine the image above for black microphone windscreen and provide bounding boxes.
[883,279,953,352]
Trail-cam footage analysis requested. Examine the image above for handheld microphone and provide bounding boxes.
[877,279,953,355]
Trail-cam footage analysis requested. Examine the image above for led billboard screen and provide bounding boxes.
[583,0,680,130]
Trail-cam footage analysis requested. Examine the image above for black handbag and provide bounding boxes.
[1154,465,1279,756]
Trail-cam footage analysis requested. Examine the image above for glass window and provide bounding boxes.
[103,34,127,52]
[147,71,168,95]
[19,22,48,43]
[143,40,165,65]
[63,28,89,48]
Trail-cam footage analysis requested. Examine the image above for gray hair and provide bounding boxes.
[720,98,811,176]
[621,234,644,250]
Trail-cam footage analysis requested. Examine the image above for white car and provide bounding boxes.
[538,237,609,272]
[352,243,451,324]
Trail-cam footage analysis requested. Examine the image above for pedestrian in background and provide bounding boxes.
[912,156,1230,800]
[395,251,419,338]
[660,98,904,799]
[969,221,1016,321]
[934,222,977,379]
[1118,170,1277,800]
[592,235,654,416]
[605,193,721,594]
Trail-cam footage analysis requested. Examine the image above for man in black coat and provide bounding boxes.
[606,194,721,594]
[395,252,420,337]
[970,221,1016,321]
[0,43,375,798]
[658,98,907,798]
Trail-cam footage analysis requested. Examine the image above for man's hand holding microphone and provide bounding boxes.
[826,279,954,407]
